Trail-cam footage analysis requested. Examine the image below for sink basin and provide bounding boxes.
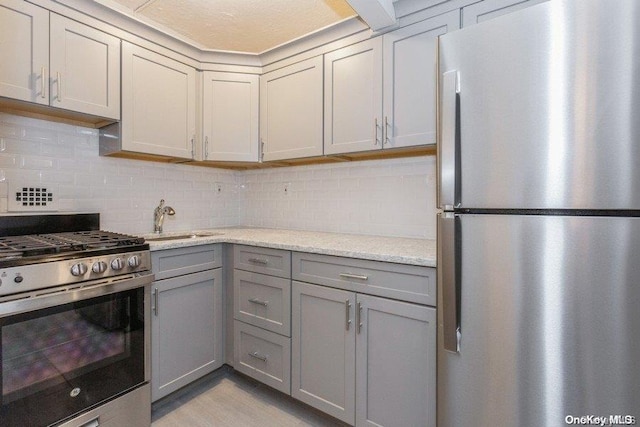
[145,232,225,242]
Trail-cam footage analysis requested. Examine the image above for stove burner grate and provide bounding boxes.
[0,231,145,260]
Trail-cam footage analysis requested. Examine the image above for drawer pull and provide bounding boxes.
[248,258,269,265]
[339,273,369,281]
[248,351,268,362]
[248,298,269,307]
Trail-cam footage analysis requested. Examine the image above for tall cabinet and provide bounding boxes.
[324,10,459,154]
[0,0,120,120]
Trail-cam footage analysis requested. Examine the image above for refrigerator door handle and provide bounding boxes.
[439,212,461,353]
[439,70,460,210]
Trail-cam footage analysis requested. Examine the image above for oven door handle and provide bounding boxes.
[0,272,154,318]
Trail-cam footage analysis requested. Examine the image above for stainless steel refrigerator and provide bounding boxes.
[436,0,640,426]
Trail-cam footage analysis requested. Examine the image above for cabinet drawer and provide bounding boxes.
[234,245,291,278]
[234,321,291,394]
[292,252,435,306]
[152,244,222,280]
[234,270,291,336]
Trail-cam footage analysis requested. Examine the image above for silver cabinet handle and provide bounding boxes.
[248,351,268,362]
[248,257,268,265]
[439,70,460,210]
[439,212,461,353]
[204,136,209,160]
[345,299,352,330]
[56,72,62,102]
[339,273,368,281]
[191,135,195,159]
[260,138,265,162]
[40,67,46,99]
[357,302,363,334]
[374,118,381,145]
[248,298,268,307]
[152,287,159,316]
[384,116,391,146]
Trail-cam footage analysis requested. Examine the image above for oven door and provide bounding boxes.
[0,273,152,427]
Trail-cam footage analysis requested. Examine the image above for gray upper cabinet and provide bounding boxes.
[382,10,459,149]
[0,0,48,104]
[325,10,459,155]
[119,41,197,159]
[324,38,383,155]
[260,57,324,161]
[0,1,120,120]
[202,71,259,162]
[462,0,549,27]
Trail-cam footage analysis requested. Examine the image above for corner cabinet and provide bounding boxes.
[119,41,197,159]
[150,245,223,402]
[324,10,459,155]
[0,1,120,120]
[201,71,259,162]
[260,57,324,161]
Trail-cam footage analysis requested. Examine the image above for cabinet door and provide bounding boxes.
[122,41,196,159]
[382,11,459,149]
[291,281,355,424]
[260,57,323,161]
[324,38,383,155]
[355,294,436,427]
[0,0,48,104]
[50,14,120,119]
[462,0,548,27]
[202,71,259,161]
[151,268,223,402]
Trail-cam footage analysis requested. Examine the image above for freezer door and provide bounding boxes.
[437,214,640,427]
[438,0,640,210]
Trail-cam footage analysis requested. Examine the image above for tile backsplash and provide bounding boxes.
[0,113,436,239]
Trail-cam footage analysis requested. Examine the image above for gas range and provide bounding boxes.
[0,214,150,297]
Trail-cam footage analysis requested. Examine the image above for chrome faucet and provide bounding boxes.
[153,199,175,233]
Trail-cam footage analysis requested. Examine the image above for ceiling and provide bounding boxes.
[102,0,358,54]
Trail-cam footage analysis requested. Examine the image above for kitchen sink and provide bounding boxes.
[144,232,225,242]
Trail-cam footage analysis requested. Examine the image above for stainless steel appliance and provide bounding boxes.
[437,0,640,425]
[0,214,152,427]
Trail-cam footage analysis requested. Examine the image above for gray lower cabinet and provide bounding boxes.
[292,269,436,426]
[355,294,436,427]
[291,281,356,424]
[151,245,223,402]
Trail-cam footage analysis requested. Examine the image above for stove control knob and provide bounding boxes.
[14,275,23,284]
[128,255,141,268]
[70,263,88,276]
[92,261,108,274]
[111,258,125,271]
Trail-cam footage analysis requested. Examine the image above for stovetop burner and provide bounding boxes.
[0,231,145,258]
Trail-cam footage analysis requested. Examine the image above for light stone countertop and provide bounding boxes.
[138,227,436,267]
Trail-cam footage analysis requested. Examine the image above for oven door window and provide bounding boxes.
[0,287,145,427]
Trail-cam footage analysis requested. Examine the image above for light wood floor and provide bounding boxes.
[151,367,349,427]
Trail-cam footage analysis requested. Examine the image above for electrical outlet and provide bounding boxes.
[215,183,223,194]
